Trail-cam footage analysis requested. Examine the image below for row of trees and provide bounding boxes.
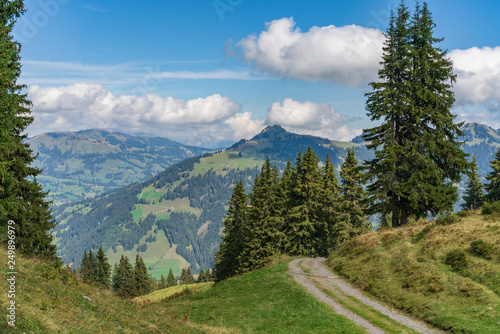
[78,248,213,298]
[461,150,500,210]
[214,147,371,281]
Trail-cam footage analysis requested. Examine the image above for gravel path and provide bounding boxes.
[287,258,440,334]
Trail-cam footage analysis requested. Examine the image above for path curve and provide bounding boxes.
[287,258,440,334]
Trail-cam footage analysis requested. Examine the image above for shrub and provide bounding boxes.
[445,249,470,270]
[436,214,458,226]
[457,210,472,218]
[469,240,495,259]
[481,201,500,215]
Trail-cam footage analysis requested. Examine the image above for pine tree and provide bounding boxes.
[0,0,57,260]
[186,267,195,284]
[214,180,247,281]
[461,155,485,210]
[167,268,177,287]
[340,148,370,238]
[87,250,98,282]
[197,269,206,283]
[134,254,151,296]
[238,158,283,273]
[79,250,91,281]
[159,273,167,289]
[285,147,322,256]
[319,154,346,252]
[112,255,136,298]
[363,2,468,226]
[486,148,500,202]
[96,246,111,288]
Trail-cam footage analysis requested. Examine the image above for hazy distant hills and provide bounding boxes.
[28,129,212,204]
[49,123,500,280]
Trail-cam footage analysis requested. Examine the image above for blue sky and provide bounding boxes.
[15,0,500,147]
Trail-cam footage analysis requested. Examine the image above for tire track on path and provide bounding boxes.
[287,258,441,334]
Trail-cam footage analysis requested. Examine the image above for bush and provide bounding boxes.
[469,240,495,259]
[481,201,500,215]
[436,214,458,226]
[445,249,470,270]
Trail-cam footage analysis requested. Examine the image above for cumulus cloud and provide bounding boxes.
[235,17,385,86]
[450,47,500,110]
[27,83,257,147]
[265,98,361,141]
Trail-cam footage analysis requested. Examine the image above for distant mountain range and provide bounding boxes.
[46,123,500,280]
[28,129,212,204]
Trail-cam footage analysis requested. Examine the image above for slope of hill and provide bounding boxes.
[327,210,500,333]
[0,249,365,333]
[52,126,370,278]
[51,123,500,280]
[461,122,500,175]
[28,129,211,204]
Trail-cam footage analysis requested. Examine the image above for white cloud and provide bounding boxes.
[225,111,266,140]
[235,17,385,86]
[265,98,361,141]
[450,47,500,108]
[27,83,253,147]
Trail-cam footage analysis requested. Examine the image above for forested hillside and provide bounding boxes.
[28,129,211,204]
[53,126,369,279]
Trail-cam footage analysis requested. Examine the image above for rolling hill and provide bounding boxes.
[28,129,212,204]
[50,123,500,280]
[52,125,371,279]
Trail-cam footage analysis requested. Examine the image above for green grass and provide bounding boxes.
[0,249,369,333]
[160,258,367,333]
[134,283,213,303]
[0,248,205,334]
[328,212,500,333]
[191,151,264,176]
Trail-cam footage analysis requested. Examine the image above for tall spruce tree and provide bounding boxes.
[238,158,282,273]
[363,2,468,226]
[461,155,485,210]
[485,148,500,202]
[285,147,322,256]
[0,0,57,260]
[340,148,370,238]
[167,268,177,287]
[134,254,151,296]
[320,154,346,252]
[159,273,167,289]
[112,255,136,298]
[96,246,111,288]
[214,180,247,281]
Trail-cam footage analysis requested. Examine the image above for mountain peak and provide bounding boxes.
[251,125,287,140]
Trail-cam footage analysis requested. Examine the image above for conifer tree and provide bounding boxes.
[186,267,195,284]
[486,148,500,202]
[134,254,151,296]
[319,154,346,252]
[214,180,247,281]
[159,273,167,289]
[79,250,91,281]
[87,250,98,282]
[197,269,206,283]
[96,246,111,288]
[363,2,468,226]
[113,255,136,298]
[238,158,282,273]
[461,155,485,210]
[167,268,177,287]
[285,147,322,256]
[0,1,57,260]
[340,149,370,238]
